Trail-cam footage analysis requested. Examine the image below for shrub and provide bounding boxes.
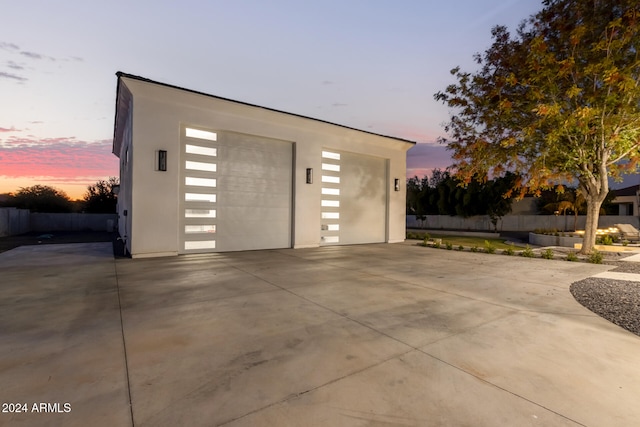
[588,250,603,264]
[470,246,479,253]
[433,241,441,249]
[520,245,535,258]
[484,240,496,254]
[456,245,465,251]
[422,236,429,246]
[566,251,578,262]
[503,246,515,256]
[541,248,554,259]
[445,241,453,250]
[623,240,630,246]
[600,235,613,245]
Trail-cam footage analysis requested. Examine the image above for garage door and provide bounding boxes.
[320,149,387,245]
[180,126,292,253]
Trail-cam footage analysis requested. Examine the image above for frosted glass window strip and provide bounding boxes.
[322,150,340,160]
[185,128,217,141]
[186,177,217,187]
[321,200,340,207]
[327,224,340,231]
[186,160,217,172]
[184,240,216,250]
[185,144,217,157]
[321,188,340,196]
[321,163,340,172]
[185,193,216,203]
[323,236,339,243]
[185,209,216,218]
[321,212,340,219]
[185,225,216,234]
[321,175,340,184]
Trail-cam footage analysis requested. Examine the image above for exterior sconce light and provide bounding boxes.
[157,150,167,171]
[306,168,313,184]
[394,178,400,191]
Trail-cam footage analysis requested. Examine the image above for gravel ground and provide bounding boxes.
[571,258,640,337]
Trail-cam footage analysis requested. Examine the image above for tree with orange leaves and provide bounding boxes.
[435,0,640,253]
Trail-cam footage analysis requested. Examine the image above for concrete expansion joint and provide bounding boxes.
[112,260,136,427]
[417,349,588,427]
[218,348,416,427]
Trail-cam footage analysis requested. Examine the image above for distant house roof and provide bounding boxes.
[113,72,416,156]
[611,184,640,197]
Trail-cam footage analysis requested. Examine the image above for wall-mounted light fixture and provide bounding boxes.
[157,150,167,171]
[306,168,313,184]
[394,178,400,191]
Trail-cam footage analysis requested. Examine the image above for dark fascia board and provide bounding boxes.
[114,71,417,146]
[611,184,640,197]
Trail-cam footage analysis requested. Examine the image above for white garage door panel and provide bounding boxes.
[217,192,290,208]
[338,151,387,245]
[180,128,292,253]
[218,177,290,194]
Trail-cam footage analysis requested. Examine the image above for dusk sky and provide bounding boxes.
[1,0,544,199]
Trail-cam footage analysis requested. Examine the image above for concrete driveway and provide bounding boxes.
[1,242,640,426]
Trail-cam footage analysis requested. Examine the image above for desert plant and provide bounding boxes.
[433,241,441,249]
[445,241,453,250]
[470,246,479,253]
[422,236,429,246]
[520,245,535,258]
[541,248,554,259]
[566,251,578,262]
[484,240,496,254]
[600,235,613,245]
[456,245,464,251]
[588,250,603,264]
[503,246,515,256]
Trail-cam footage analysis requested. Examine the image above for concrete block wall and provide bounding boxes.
[0,209,117,236]
[0,208,30,237]
[30,213,117,232]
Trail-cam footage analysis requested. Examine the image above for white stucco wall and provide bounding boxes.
[115,96,134,256]
[116,76,412,257]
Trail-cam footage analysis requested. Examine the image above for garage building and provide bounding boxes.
[112,72,415,257]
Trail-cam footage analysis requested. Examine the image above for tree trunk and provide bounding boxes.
[578,165,609,254]
[581,200,601,254]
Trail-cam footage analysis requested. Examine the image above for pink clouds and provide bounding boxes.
[0,135,118,197]
[406,142,454,178]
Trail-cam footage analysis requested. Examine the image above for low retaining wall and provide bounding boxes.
[407,214,639,232]
[407,229,499,239]
[528,232,583,247]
